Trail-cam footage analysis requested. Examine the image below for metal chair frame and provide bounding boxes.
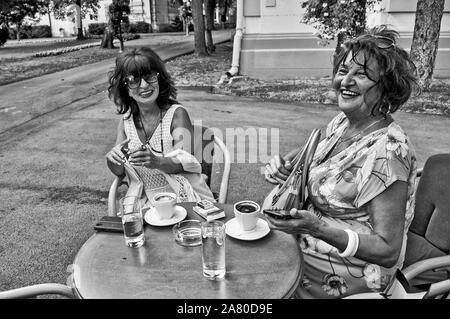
[0,283,76,299]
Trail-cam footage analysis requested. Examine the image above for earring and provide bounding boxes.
[378,103,387,115]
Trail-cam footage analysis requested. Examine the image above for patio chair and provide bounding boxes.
[107,125,231,216]
[345,154,450,299]
[0,283,76,299]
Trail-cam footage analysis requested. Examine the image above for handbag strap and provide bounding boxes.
[295,129,321,208]
[277,129,320,195]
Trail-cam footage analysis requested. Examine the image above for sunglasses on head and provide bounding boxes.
[124,72,159,89]
[355,34,395,49]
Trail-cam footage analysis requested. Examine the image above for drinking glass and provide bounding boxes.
[201,220,226,280]
[120,196,145,248]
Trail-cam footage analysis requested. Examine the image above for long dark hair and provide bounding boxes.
[332,25,418,116]
[107,47,178,117]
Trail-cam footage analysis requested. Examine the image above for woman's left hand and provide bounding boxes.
[128,145,161,169]
[265,208,326,236]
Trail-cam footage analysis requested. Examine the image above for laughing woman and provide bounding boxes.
[106,47,214,205]
[264,26,418,298]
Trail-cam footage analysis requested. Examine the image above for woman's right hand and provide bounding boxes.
[264,155,293,185]
[106,138,130,166]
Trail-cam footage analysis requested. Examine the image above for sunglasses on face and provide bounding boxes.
[124,72,159,89]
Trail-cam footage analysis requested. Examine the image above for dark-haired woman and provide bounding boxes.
[263,26,418,298]
[106,47,214,204]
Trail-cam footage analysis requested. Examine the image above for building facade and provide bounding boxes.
[40,0,180,37]
[238,0,450,79]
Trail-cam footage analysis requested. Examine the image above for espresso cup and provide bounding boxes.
[152,192,177,220]
[233,200,261,232]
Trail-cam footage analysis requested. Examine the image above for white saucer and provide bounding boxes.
[144,205,187,226]
[225,218,270,241]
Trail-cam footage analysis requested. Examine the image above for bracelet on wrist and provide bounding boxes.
[338,229,359,258]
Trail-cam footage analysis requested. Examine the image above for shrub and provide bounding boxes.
[31,25,52,38]
[88,23,107,36]
[128,21,150,33]
[0,26,8,46]
[158,23,175,33]
[122,33,140,41]
[8,24,32,40]
[169,16,183,32]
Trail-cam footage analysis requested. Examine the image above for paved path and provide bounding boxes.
[0,30,232,138]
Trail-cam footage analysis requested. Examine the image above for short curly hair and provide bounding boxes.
[332,25,418,116]
[107,47,178,117]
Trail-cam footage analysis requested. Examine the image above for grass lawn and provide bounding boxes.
[0,39,121,86]
[0,38,100,56]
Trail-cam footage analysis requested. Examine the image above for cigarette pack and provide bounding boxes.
[193,205,225,221]
[197,199,215,210]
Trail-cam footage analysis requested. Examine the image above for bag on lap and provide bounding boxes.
[262,129,321,212]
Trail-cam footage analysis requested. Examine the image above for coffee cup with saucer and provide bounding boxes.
[145,192,187,226]
[225,200,270,241]
[151,192,177,219]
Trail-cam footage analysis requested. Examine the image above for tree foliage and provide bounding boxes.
[0,0,48,41]
[52,0,99,20]
[0,0,14,12]
[52,0,99,40]
[0,23,9,46]
[107,0,130,51]
[300,0,381,56]
[178,1,193,35]
[100,0,130,50]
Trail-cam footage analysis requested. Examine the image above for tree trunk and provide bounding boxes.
[101,28,115,49]
[101,14,115,49]
[192,0,208,56]
[76,27,84,40]
[48,11,53,37]
[333,32,345,69]
[16,25,20,41]
[183,19,189,36]
[219,0,228,28]
[205,0,216,53]
[118,22,124,52]
[410,0,445,91]
[150,0,157,32]
[75,0,84,40]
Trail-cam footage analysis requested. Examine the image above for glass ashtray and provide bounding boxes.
[172,220,202,247]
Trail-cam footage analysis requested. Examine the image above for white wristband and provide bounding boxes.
[338,229,358,258]
[350,230,360,257]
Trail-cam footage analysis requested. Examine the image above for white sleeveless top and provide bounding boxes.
[123,104,215,203]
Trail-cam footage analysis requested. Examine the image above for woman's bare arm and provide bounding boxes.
[106,119,127,177]
[267,180,408,268]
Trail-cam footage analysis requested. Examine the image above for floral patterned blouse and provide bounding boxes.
[298,112,417,297]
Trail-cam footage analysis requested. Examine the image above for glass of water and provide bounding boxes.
[120,196,145,248]
[201,220,226,280]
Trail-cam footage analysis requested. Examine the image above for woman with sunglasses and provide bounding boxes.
[263,25,418,298]
[106,47,215,205]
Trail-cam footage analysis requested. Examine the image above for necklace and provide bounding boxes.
[319,117,386,165]
[137,109,164,154]
[339,118,385,144]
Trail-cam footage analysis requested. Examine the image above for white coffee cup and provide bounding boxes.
[233,200,261,232]
[152,192,177,220]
